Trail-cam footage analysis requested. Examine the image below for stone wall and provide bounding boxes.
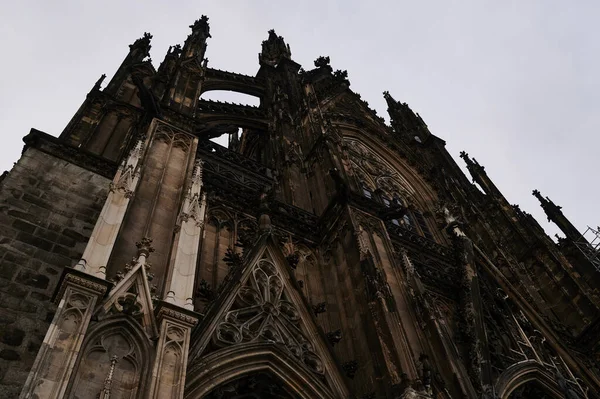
[0,147,108,397]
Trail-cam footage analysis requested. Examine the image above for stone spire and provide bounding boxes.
[105,32,153,94]
[383,91,429,141]
[128,32,153,60]
[182,15,211,59]
[259,29,292,67]
[532,189,583,241]
[459,151,503,199]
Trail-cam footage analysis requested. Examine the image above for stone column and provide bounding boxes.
[149,302,199,399]
[75,138,146,278]
[148,159,203,398]
[164,160,206,310]
[20,270,110,399]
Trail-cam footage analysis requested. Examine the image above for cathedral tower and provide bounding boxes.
[0,16,598,399]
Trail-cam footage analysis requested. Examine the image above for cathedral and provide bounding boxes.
[0,16,599,399]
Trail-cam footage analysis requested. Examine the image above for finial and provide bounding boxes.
[532,189,543,201]
[314,56,330,68]
[129,32,153,57]
[383,91,400,108]
[259,29,291,66]
[190,15,211,37]
[460,151,484,169]
[136,237,155,258]
[92,74,106,92]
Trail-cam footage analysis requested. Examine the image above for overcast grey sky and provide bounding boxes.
[1,1,598,240]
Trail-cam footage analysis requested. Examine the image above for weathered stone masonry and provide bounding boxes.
[0,15,599,399]
[0,139,109,397]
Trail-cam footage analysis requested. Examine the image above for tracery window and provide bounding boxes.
[68,324,149,399]
[344,137,435,240]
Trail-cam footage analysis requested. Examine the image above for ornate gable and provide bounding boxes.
[96,248,159,338]
[188,234,349,398]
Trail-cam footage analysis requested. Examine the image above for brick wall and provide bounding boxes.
[0,147,108,397]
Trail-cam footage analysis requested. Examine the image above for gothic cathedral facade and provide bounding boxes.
[1,16,599,399]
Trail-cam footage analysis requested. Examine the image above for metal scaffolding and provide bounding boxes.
[574,226,600,271]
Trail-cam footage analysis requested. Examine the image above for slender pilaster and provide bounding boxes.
[20,270,111,399]
[164,160,207,310]
[149,302,199,399]
[442,208,484,393]
[75,138,146,278]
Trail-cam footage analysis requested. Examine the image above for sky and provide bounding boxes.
[0,1,598,241]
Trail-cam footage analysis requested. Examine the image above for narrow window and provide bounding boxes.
[413,210,434,240]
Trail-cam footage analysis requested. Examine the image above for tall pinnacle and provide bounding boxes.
[183,15,211,59]
[129,32,153,58]
[532,189,582,241]
[259,29,292,67]
[459,151,505,199]
[382,91,429,139]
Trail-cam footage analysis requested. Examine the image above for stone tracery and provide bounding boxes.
[214,258,325,375]
[344,137,415,202]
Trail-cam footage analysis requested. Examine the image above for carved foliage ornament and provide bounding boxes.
[213,258,325,375]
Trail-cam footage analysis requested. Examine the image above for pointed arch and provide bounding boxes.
[187,235,350,398]
[185,343,338,399]
[340,130,445,243]
[340,128,439,212]
[495,360,564,399]
[65,315,153,398]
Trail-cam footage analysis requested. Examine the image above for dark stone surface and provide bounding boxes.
[0,350,20,361]
[0,326,25,347]
[0,147,109,391]
[15,271,49,290]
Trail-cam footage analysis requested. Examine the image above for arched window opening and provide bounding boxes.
[204,372,300,399]
[344,137,437,241]
[413,210,434,240]
[379,193,433,239]
[67,319,151,399]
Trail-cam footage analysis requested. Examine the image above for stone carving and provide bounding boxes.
[129,32,153,57]
[344,138,415,200]
[313,302,327,315]
[285,252,300,269]
[326,329,342,346]
[190,15,211,38]
[342,360,358,379]
[314,56,331,68]
[259,29,291,66]
[223,247,244,269]
[214,259,325,375]
[196,279,214,301]
[178,160,206,227]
